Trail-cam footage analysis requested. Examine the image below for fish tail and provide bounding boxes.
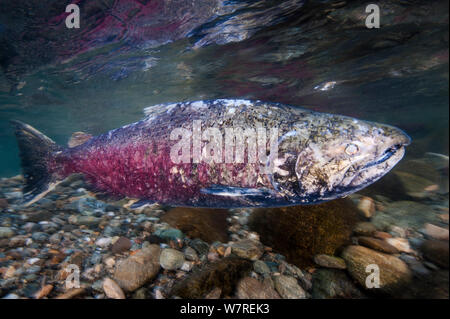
[10,120,65,206]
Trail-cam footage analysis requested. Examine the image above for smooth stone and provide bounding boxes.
[103,278,126,299]
[183,247,199,261]
[353,222,377,236]
[31,232,49,242]
[113,245,161,292]
[49,233,62,244]
[273,275,306,299]
[253,260,271,275]
[0,227,14,239]
[314,254,347,269]
[95,237,112,247]
[312,269,366,299]
[420,240,449,268]
[357,236,399,254]
[236,277,280,299]
[111,237,132,254]
[231,239,264,260]
[190,238,210,256]
[385,238,414,253]
[357,196,376,218]
[342,245,412,296]
[170,257,252,298]
[159,248,185,270]
[423,223,449,241]
[22,222,39,233]
[75,216,101,227]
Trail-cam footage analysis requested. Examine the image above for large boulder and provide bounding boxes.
[341,245,412,297]
[161,208,229,243]
[249,198,362,267]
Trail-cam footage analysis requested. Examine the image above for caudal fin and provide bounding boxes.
[11,120,63,206]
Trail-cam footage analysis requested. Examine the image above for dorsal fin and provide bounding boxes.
[143,102,179,117]
[68,132,92,148]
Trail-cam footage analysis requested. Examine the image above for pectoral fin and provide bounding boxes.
[130,199,156,209]
[200,186,273,198]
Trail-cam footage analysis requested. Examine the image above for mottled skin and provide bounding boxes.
[47,99,410,208]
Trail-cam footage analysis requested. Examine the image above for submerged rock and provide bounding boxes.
[0,227,14,239]
[371,201,440,231]
[312,269,366,299]
[273,275,306,299]
[420,240,449,268]
[111,237,132,254]
[103,278,126,299]
[170,257,252,298]
[160,208,229,243]
[249,198,361,267]
[159,248,185,270]
[357,237,399,254]
[113,245,161,292]
[314,254,347,269]
[231,239,264,260]
[341,245,413,297]
[235,277,280,299]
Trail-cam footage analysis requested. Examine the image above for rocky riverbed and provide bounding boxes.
[0,153,448,299]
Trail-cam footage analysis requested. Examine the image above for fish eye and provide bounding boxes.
[345,143,359,155]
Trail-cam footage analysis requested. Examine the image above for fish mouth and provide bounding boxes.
[362,143,405,169]
[363,129,411,170]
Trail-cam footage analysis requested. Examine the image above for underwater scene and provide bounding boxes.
[0,0,448,301]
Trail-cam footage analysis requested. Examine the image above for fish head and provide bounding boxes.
[270,113,411,203]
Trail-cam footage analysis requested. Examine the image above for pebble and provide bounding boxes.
[183,247,199,261]
[55,288,86,299]
[111,237,132,254]
[313,254,347,269]
[357,196,376,218]
[114,245,161,292]
[231,239,264,260]
[273,275,306,299]
[357,236,399,254]
[34,284,53,299]
[23,222,39,233]
[190,238,210,256]
[353,222,377,236]
[236,277,280,299]
[95,237,112,247]
[103,278,126,299]
[0,227,14,238]
[385,238,414,253]
[180,261,193,272]
[423,223,449,241]
[31,232,49,242]
[160,248,185,270]
[253,260,271,275]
